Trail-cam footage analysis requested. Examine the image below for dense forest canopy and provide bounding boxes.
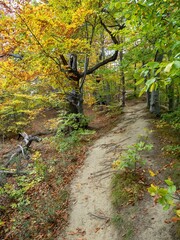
[0,0,179,135]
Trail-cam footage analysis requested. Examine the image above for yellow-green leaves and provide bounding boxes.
[148,184,158,196]
[148,179,177,211]
[164,62,174,73]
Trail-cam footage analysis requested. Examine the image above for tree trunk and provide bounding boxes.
[67,90,79,114]
[134,63,137,97]
[167,81,174,111]
[147,90,151,108]
[150,50,164,116]
[176,87,180,109]
[60,20,120,114]
[150,90,160,116]
[120,50,126,107]
[121,71,126,107]
[66,54,84,114]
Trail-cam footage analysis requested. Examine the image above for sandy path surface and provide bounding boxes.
[59,102,173,240]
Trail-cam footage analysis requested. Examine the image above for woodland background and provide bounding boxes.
[0,0,179,239]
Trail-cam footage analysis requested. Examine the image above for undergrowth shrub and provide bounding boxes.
[55,113,95,152]
[112,141,153,173]
[161,109,180,130]
[111,140,153,211]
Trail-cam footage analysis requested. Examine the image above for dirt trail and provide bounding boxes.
[59,102,173,240]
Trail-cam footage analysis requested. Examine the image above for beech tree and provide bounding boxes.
[109,0,179,114]
[0,0,179,136]
[0,0,124,116]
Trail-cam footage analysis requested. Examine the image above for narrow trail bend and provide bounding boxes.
[59,102,173,240]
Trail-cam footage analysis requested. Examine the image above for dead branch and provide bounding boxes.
[18,132,41,147]
[5,132,41,168]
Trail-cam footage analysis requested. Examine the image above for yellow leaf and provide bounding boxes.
[176,210,180,217]
[150,82,155,92]
[0,220,5,226]
[150,184,158,192]
[149,169,156,177]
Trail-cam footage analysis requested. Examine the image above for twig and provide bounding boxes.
[17,145,26,159]
[0,170,28,176]
[117,137,131,145]
[88,212,110,220]
[99,173,115,181]
[90,170,117,178]
[90,166,111,174]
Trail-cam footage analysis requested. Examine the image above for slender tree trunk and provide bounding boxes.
[176,87,180,109]
[120,50,126,107]
[100,31,111,105]
[142,60,151,108]
[121,71,126,107]
[167,80,174,111]
[134,63,137,97]
[147,91,151,108]
[78,55,89,114]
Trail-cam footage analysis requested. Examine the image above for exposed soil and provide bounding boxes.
[58,102,174,240]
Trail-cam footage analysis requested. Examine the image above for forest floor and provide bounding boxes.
[0,99,179,240]
[58,101,177,240]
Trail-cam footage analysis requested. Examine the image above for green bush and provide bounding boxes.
[161,109,180,130]
[55,113,94,152]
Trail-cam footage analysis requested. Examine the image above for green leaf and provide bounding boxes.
[158,188,168,196]
[139,86,147,97]
[168,185,176,194]
[11,203,17,209]
[135,78,144,86]
[173,61,180,69]
[114,2,121,9]
[145,78,156,89]
[147,62,159,69]
[165,179,174,186]
[155,68,162,75]
[164,62,174,73]
[163,204,170,211]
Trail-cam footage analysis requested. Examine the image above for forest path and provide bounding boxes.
[59,102,173,240]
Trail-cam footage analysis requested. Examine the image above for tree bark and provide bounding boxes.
[150,50,163,116]
[167,81,174,111]
[150,90,160,116]
[120,50,126,107]
[134,63,137,97]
